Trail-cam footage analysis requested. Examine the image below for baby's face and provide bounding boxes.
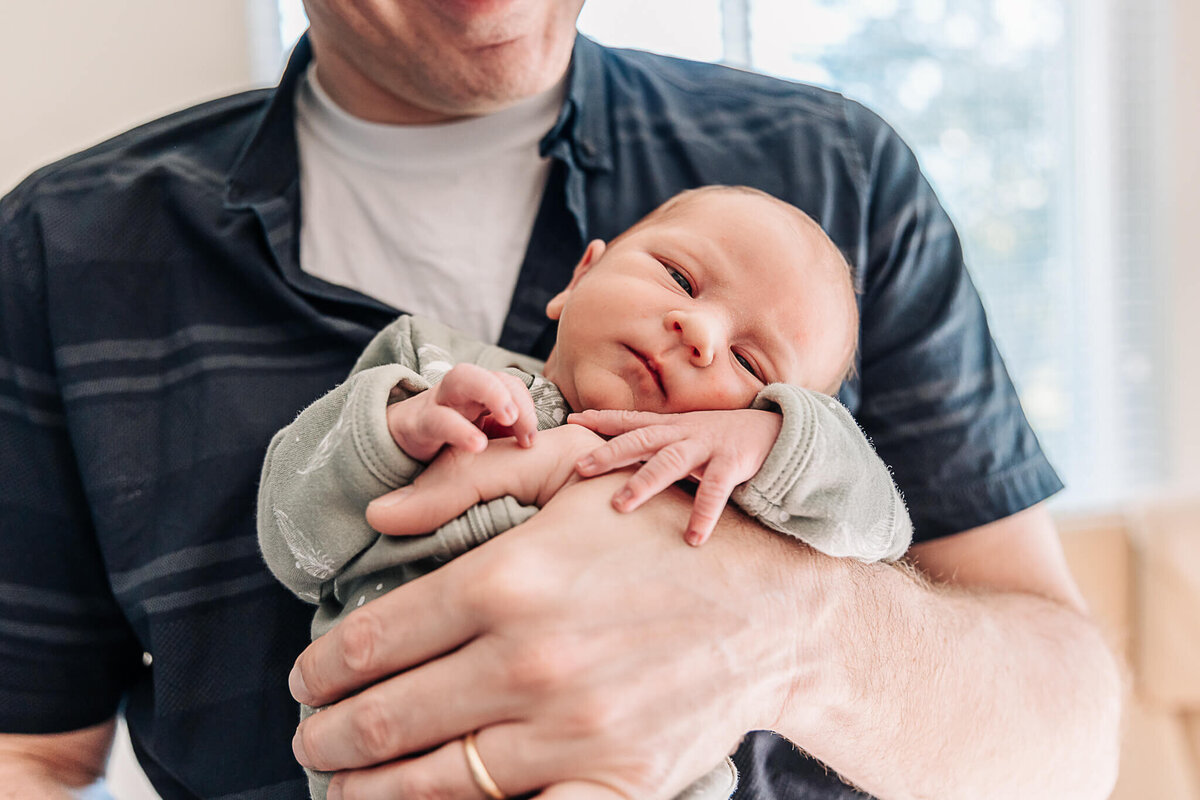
[542,190,857,413]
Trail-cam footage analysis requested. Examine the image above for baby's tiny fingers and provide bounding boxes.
[495,371,538,446]
[611,440,705,512]
[424,406,489,453]
[684,467,739,546]
[438,364,519,425]
[575,425,676,476]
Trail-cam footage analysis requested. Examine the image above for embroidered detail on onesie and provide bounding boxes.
[416,343,455,384]
[299,380,361,475]
[274,508,337,579]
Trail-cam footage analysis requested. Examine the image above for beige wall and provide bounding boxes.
[0,7,258,796]
[0,0,256,193]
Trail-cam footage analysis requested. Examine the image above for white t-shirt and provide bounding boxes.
[294,64,565,343]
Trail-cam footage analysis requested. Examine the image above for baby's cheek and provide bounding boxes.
[578,370,640,413]
[666,380,755,414]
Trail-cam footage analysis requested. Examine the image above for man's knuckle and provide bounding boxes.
[504,638,573,695]
[466,553,545,615]
[350,697,401,759]
[563,689,619,738]
[335,774,379,800]
[392,770,450,800]
[295,719,323,768]
[338,609,383,675]
[624,754,673,793]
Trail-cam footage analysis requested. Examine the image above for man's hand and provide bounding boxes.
[295,474,805,799]
[386,364,538,462]
[302,427,1120,800]
[569,408,782,545]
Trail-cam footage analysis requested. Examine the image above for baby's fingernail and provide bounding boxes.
[522,432,535,447]
[613,488,633,509]
[577,455,595,472]
[502,403,517,422]
[369,487,412,508]
[685,530,704,547]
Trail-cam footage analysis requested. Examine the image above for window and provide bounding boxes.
[267,0,1166,508]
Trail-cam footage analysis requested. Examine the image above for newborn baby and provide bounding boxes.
[258,185,912,800]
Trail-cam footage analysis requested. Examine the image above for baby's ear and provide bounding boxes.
[546,239,606,320]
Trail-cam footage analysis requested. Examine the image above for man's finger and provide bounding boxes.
[289,567,482,708]
[327,722,557,800]
[293,637,520,773]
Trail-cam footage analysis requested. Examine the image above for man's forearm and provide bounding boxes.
[288,469,1122,799]
[767,551,1123,800]
[0,720,116,800]
[0,767,88,800]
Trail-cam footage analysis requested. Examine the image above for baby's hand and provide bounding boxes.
[568,408,781,546]
[387,364,537,462]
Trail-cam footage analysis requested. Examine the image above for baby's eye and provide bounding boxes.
[734,351,762,381]
[665,265,693,295]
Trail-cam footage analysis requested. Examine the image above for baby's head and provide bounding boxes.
[541,186,858,413]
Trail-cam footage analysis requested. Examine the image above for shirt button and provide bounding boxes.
[142,652,153,667]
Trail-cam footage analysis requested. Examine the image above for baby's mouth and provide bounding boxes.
[626,346,665,396]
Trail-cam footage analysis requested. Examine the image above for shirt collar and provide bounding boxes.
[543,34,613,172]
[224,34,312,208]
[225,30,613,208]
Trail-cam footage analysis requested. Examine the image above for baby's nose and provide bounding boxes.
[668,311,715,367]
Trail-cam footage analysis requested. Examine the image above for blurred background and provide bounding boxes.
[2,1,1197,797]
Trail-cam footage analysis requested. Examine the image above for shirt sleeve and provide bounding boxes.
[844,101,1063,541]
[0,186,143,733]
[731,384,912,562]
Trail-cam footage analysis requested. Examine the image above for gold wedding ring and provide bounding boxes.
[463,730,507,800]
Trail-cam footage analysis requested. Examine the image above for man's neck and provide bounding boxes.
[312,49,462,125]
